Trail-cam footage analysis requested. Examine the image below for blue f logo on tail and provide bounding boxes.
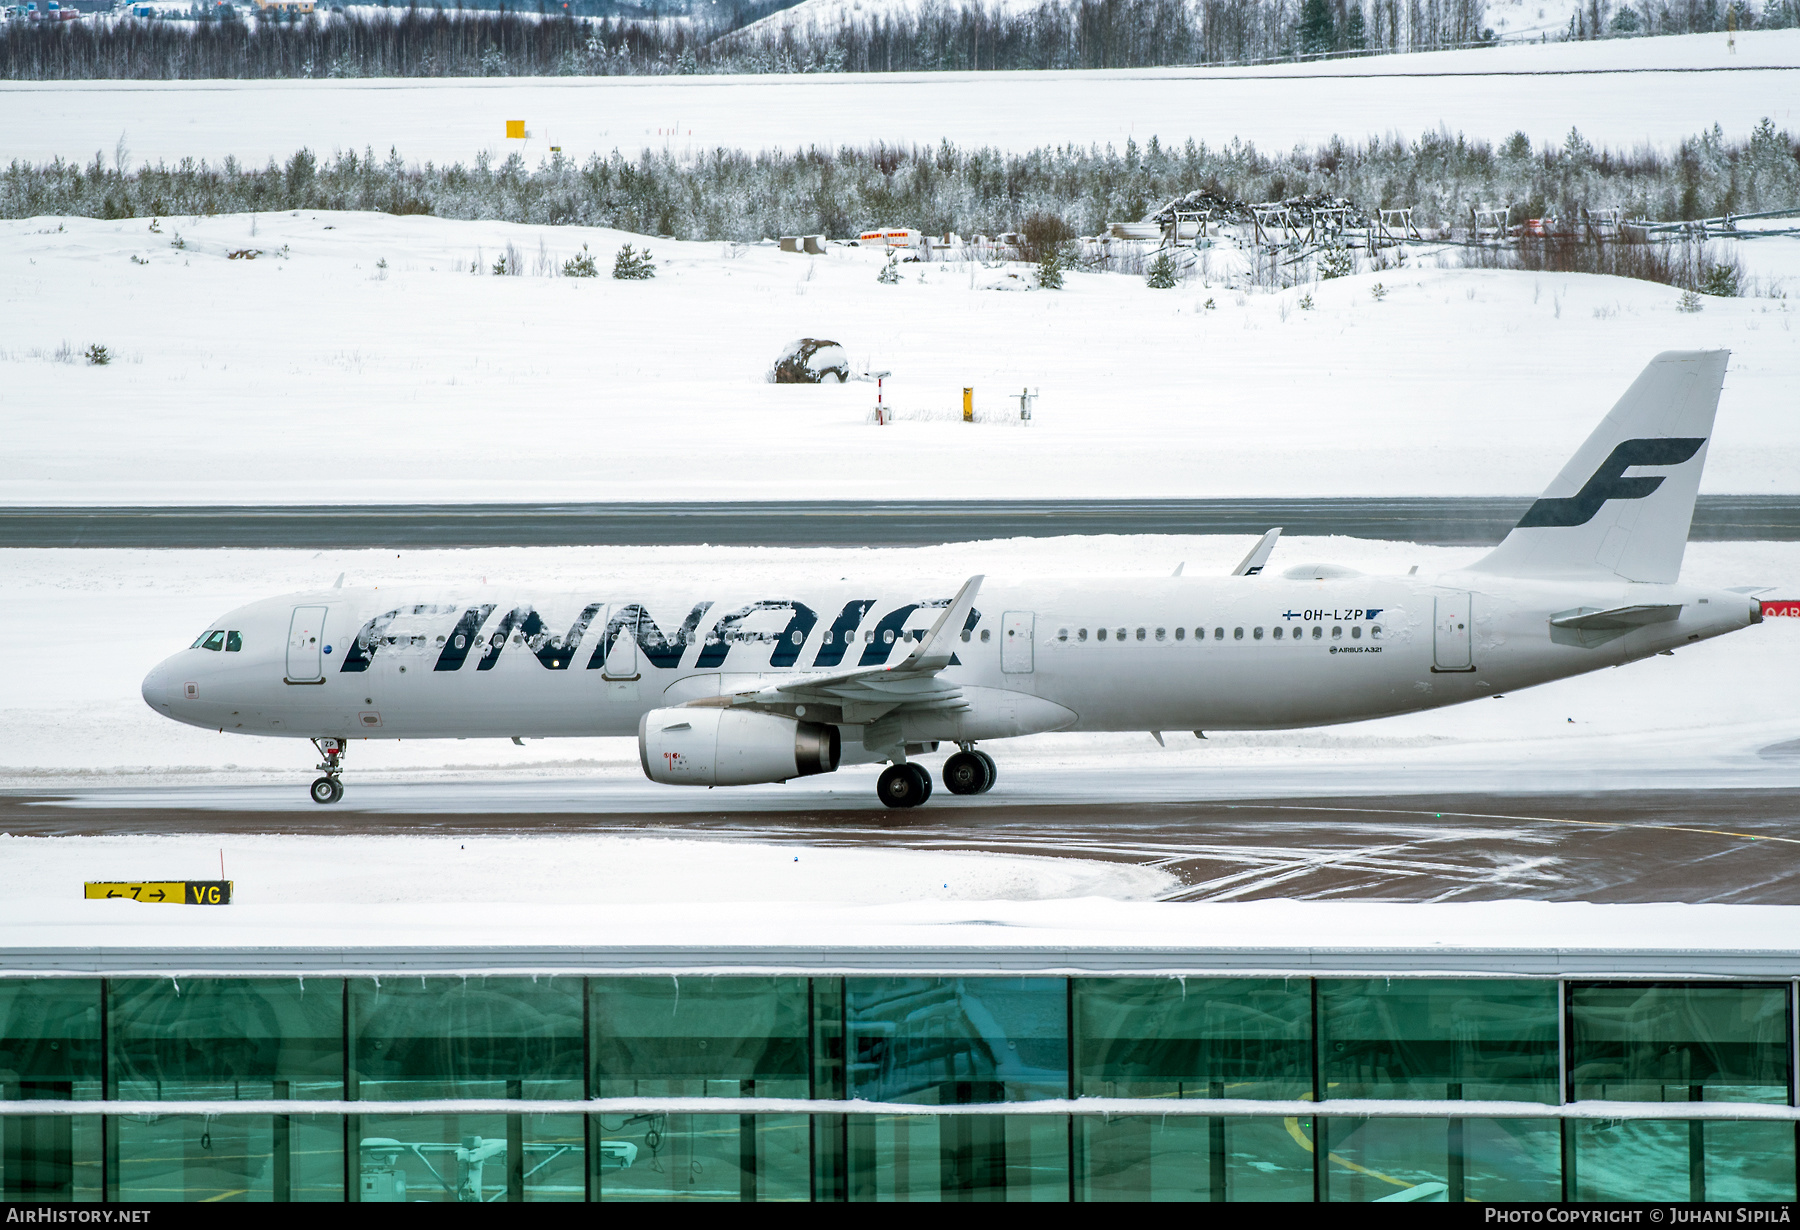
[1516,437,1706,529]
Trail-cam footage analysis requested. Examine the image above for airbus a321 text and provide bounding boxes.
[143,351,1761,808]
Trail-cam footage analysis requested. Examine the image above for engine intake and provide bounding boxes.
[639,707,841,786]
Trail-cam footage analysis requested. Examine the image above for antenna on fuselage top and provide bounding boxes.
[333,573,345,589]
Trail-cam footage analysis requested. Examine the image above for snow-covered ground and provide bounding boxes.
[2,210,1795,507]
[0,831,1171,905]
[0,31,1791,166]
[3,534,1795,794]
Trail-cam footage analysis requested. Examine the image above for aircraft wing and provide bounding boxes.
[716,575,984,716]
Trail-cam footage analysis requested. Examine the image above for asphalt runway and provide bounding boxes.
[8,495,1800,549]
[9,787,1800,905]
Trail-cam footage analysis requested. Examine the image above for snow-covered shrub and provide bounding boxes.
[563,245,599,277]
[876,253,900,284]
[1298,292,1315,310]
[1677,290,1705,312]
[1037,247,1065,289]
[1318,246,1354,279]
[770,339,850,384]
[1370,282,1388,301]
[613,244,656,280]
[84,344,111,366]
[1145,252,1179,289]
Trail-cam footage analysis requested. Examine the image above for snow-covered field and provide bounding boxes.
[0,31,1792,166]
[3,534,1795,795]
[2,209,1795,507]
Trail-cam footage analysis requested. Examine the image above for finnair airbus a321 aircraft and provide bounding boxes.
[143,350,1759,809]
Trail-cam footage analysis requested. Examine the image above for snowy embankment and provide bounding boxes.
[0,30,1793,165]
[2,535,1796,795]
[1,209,1796,508]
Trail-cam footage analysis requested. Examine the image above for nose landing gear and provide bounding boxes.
[310,737,345,805]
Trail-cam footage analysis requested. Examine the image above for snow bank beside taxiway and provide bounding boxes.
[2,210,1797,507]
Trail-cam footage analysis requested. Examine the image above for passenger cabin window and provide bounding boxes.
[1233,627,1244,641]
[197,630,226,651]
[1096,628,1108,642]
[1057,628,1069,642]
[1155,628,1166,641]
[225,631,242,652]
[1135,628,1146,642]
[1272,626,1283,640]
[1077,628,1088,642]
[1253,627,1264,640]
[1332,626,1343,639]
[1351,626,1362,639]
[1213,628,1224,640]
[1371,625,1382,638]
[980,629,991,643]
[1312,626,1323,640]
[1174,627,1185,641]
[1115,627,1126,641]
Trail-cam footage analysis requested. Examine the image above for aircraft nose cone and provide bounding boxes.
[141,658,184,713]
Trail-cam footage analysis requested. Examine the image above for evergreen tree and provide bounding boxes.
[1341,0,1368,47]
[1145,252,1179,288]
[1299,0,1337,53]
[612,244,656,279]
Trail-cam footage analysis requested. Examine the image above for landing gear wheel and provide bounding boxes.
[943,751,992,795]
[310,776,344,805]
[973,750,997,793]
[877,763,933,809]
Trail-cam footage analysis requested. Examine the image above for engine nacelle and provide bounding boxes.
[638,706,840,787]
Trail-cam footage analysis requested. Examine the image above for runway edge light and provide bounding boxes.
[84,881,233,905]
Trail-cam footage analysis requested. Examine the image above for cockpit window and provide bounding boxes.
[197,630,226,651]
[225,631,242,652]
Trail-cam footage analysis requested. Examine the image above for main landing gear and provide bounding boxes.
[310,737,345,805]
[877,747,997,809]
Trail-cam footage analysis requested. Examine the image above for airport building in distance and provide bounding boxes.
[1,918,1796,1203]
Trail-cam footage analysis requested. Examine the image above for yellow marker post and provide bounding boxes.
[963,387,973,422]
[84,881,233,905]
[505,120,526,140]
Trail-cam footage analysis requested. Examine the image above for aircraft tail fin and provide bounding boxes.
[1470,350,1727,583]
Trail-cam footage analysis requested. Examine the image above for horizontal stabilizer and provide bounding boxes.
[1549,604,1682,631]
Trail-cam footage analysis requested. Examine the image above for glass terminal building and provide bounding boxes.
[2,953,1797,1204]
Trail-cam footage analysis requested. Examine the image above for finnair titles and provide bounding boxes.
[144,352,1761,808]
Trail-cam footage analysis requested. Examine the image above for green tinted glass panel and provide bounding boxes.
[591,977,810,1098]
[1075,1115,1316,1201]
[1572,1118,1798,1203]
[846,1114,1067,1201]
[1,1115,102,1202]
[1568,984,1791,1103]
[846,978,1067,1104]
[0,980,101,1100]
[1318,979,1557,1101]
[1073,977,1310,1099]
[113,1114,343,1202]
[1320,1116,1560,1203]
[593,1112,809,1201]
[109,978,342,1100]
[351,977,583,1100]
[357,1113,583,1202]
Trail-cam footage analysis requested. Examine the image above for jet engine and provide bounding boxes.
[638,707,840,786]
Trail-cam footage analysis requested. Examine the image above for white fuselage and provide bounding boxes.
[141,569,1758,750]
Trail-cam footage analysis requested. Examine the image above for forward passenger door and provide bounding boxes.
[1001,611,1035,673]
